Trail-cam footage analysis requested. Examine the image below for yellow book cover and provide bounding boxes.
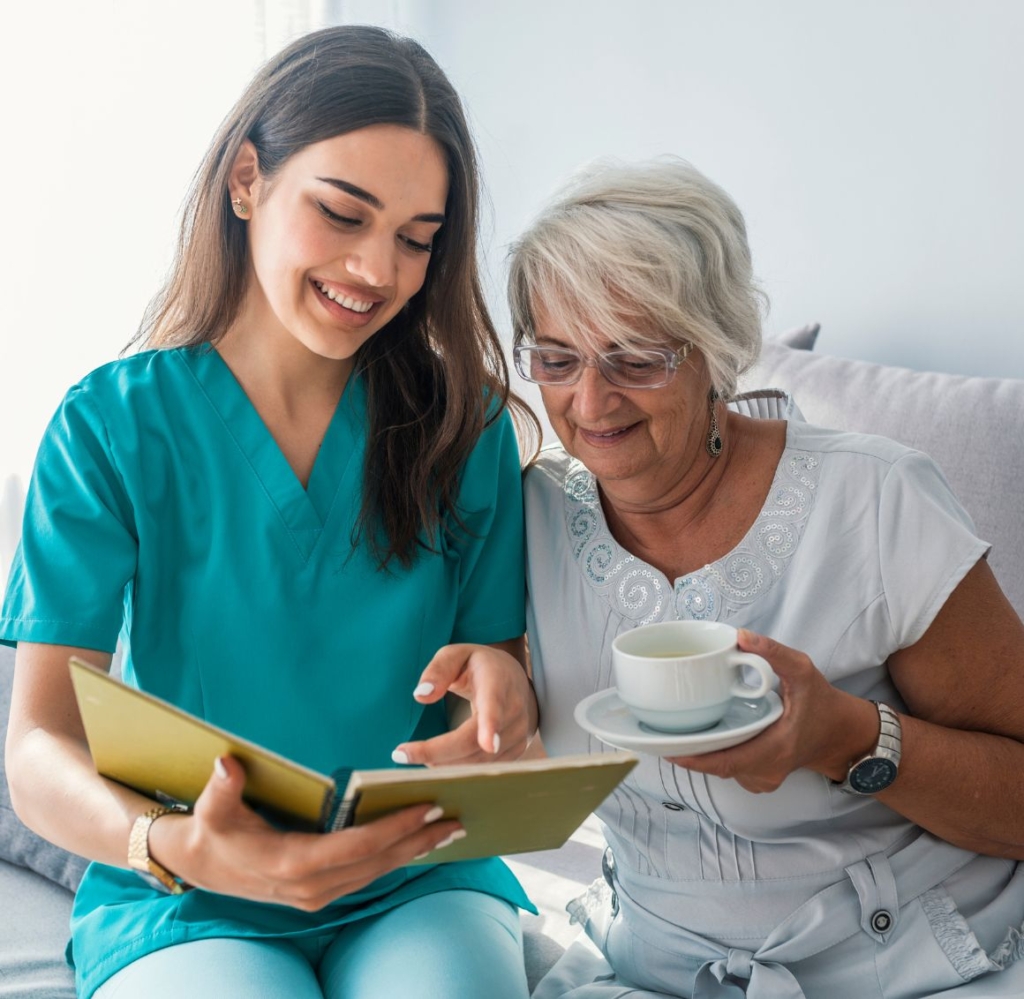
[70,658,637,864]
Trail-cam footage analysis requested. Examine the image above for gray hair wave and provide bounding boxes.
[507,157,767,398]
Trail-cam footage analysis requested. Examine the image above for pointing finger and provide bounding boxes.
[410,644,476,704]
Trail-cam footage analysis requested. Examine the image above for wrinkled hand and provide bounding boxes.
[150,756,464,911]
[391,642,538,766]
[666,630,874,793]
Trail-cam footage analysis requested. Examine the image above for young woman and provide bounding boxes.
[1,26,538,999]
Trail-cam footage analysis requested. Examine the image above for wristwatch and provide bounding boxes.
[835,701,902,795]
[128,805,193,894]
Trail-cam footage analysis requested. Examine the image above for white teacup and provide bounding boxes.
[612,621,777,733]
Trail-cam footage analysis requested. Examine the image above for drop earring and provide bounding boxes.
[231,198,249,216]
[706,389,723,457]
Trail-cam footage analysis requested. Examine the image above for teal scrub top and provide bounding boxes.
[1,347,534,998]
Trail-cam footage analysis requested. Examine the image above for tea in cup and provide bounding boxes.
[611,621,776,733]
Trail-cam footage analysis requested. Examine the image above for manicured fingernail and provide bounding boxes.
[435,829,467,850]
[391,749,410,765]
[423,806,444,824]
[414,850,430,860]
[492,733,501,754]
[214,757,228,780]
[413,682,435,698]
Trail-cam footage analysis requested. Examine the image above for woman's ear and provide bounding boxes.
[227,139,261,213]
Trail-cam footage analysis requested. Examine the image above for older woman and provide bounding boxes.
[511,159,1024,999]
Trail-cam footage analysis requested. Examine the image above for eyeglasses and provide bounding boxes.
[513,342,693,389]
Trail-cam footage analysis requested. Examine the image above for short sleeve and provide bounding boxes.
[0,383,138,651]
[448,408,526,645]
[878,450,990,649]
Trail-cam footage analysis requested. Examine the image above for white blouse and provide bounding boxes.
[525,419,1024,998]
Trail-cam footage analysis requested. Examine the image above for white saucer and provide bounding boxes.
[574,688,783,757]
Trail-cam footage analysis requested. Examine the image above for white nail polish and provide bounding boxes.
[413,682,435,698]
[492,733,501,754]
[391,749,410,765]
[435,829,467,850]
[423,806,444,824]
[214,757,228,779]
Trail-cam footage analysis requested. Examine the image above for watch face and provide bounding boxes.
[849,757,898,794]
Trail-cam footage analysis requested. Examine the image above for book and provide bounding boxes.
[69,657,636,864]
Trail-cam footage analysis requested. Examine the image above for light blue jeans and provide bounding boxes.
[93,889,529,999]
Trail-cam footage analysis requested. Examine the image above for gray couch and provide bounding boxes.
[2,326,1023,996]
[1,643,86,998]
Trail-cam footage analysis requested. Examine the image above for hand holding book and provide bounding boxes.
[145,753,466,909]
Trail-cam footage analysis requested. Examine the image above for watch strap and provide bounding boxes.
[128,805,193,894]
[836,700,902,795]
[874,701,903,760]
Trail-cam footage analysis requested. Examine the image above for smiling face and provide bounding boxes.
[534,305,713,498]
[229,124,449,363]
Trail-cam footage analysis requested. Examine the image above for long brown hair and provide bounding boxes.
[136,25,538,567]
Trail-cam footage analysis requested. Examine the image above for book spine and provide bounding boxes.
[324,767,355,833]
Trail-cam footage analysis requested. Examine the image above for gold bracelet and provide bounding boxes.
[127,805,193,894]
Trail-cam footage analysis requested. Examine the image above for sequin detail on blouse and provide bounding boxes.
[563,465,665,624]
[562,451,820,623]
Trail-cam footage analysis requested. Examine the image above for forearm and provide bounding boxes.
[876,712,1024,859]
[677,624,1024,861]
[6,642,161,868]
[813,694,1024,858]
[876,562,1024,858]
[7,725,159,869]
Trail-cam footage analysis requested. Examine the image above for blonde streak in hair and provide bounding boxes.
[487,251,541,462]
[664,195,763,397]
[528,212,669,355]
[541,261,634,357]
[590,212,700,354]
[507,259,532,346]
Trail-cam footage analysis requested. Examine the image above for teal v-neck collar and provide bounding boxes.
[175,346,366,561]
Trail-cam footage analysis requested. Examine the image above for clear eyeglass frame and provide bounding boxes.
[512,341,693,389]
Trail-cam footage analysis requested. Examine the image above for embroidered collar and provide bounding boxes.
[561,448,821,624]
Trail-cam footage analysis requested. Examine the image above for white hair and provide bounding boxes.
[507,157,767,397]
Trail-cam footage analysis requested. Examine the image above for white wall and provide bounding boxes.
[3,1,1022,488]
[0,0,317,488]
[405,1,1024,400]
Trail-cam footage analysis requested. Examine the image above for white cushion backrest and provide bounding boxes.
[740,337,1024,617]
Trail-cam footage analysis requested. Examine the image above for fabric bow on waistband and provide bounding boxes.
[693,947,805,999]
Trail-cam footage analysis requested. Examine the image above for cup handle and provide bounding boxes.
[727,652,777,699]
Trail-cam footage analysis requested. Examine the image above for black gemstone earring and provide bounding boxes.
[706,389,723,457]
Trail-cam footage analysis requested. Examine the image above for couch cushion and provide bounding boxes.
[1,644,89,892]
[0,860,75,998]
[773,321,820,350]
[740,337,1024,616]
